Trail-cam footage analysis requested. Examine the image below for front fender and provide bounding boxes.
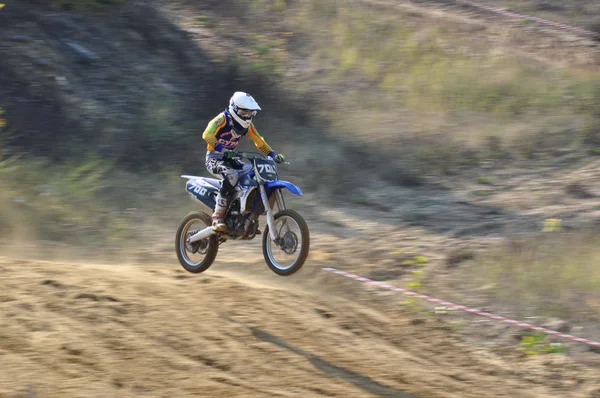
[265,180,303,196]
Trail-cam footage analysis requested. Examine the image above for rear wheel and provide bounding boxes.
[175,212,218,273]
[262,209,310,276]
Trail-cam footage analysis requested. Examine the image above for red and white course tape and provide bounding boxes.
[319,267,600,348]
[452,0,600,37]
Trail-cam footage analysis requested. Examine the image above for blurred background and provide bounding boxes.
[2,0,600,395]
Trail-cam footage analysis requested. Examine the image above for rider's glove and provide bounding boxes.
[274,153,285,164]
[222,149,236,160]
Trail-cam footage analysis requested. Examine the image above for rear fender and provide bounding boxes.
[185,179,218,210]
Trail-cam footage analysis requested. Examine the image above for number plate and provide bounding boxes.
[254,158,278,182]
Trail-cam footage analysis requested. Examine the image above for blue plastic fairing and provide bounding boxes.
[265,180,303,196]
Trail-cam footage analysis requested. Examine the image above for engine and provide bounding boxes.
[225,200,259,240]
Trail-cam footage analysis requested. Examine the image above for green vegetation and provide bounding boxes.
[51,0,126,11]
[520,332,567,355]
[475,176,496,185]
[248,34,287,76]
[192,15,212,27]
[405,256,428,290]
[458,232,600,322]
[0,155,192,247]
[414,255,429,266]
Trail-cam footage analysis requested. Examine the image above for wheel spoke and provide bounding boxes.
[179,219,210,268]
[265,212,307,273]
[176,212,218,274]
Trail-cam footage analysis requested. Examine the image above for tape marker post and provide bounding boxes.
[453,0,600,37]
[319,267,600,348]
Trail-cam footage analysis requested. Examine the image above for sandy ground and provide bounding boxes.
[1,252,599,398]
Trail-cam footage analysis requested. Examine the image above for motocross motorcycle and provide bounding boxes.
[175,152,310,276]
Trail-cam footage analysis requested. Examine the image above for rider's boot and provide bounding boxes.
[212,195,228,232]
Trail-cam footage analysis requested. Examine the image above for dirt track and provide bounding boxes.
[1,255,599,398]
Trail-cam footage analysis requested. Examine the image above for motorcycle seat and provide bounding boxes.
[204,178,222,188]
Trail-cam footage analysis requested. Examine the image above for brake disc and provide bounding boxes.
[281,231,298,255]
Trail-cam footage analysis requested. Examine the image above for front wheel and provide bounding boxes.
[175,212,218,273]
[262,209,310,276]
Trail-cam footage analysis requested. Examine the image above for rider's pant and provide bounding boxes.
[205,158,244,199]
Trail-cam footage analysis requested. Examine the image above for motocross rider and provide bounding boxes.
[202,92,285,232]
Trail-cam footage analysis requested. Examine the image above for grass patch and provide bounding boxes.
[192,15,215,28]
[414,255,429,266]
[289,3,600,117]
[458,232,600,323]
[520,332,567,355]
[51,0,126,12]
[475,176,496,185]
[0,155,193,247]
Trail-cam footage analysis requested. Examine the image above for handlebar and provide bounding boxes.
[228,151,288,164]
[232,151,264,160]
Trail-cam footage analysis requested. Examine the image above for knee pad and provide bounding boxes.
[225,172,239,187]
[220,173,237,197]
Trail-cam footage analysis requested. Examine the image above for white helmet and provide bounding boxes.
[228,91,261,129]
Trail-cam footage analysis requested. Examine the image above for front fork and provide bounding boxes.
[259,185,285,242]
[275,189,286,212]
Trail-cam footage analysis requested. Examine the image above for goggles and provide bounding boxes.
[237,108,257,118]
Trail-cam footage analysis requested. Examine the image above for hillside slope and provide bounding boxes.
[0,0,239,167]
